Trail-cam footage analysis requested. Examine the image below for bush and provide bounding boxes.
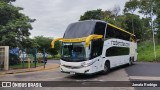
[138,41,160,62]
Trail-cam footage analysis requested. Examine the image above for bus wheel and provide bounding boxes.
[129,57,133,65]
[103,61,110,74]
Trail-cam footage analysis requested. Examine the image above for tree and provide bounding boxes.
[0,0,16,3]
[124,13,143,39]
[124,0,139,14]
[123,0,160,41]
[21,37,39,49]
[110,13,144,39]
[80,9,104,20]
[124,0,140,34]
[141,17,151,40]
[103,10,116,24]
[80,9,116,21]
[112,5,121,17]
[0,0,35,48]
[80,8,144,39]
[33,36,61,56]
[137,0,157,60]
[154,0,160,42]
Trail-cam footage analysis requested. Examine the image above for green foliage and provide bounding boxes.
[80,9,116,21]
[124,0,160,41]
[138,41,160,62]
[33,36,61,56]
[0,0,36,65]
[0,1,35,48]
[124,13,143,39]
[48,54,61,60]
[21,38,39,49]
[124,0,140,13]
[139,0,156,16]
[80,9,104,21]
[0,0,16,3]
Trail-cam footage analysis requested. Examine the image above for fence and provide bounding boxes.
[9,48,47,70]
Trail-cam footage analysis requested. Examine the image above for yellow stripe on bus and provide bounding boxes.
[51,34,103,48]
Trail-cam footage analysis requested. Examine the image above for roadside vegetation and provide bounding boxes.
[138,41,160,62]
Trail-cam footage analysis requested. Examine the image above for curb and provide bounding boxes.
[0,64,60,75]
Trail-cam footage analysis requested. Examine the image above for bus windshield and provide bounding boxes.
[61,42,86,62]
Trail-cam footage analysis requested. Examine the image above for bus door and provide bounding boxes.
[90,40,104,72]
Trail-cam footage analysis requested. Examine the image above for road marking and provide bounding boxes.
[129,76,160,80]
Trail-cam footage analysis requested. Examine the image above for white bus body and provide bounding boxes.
[60,38,137,74]
[52,20,137,74]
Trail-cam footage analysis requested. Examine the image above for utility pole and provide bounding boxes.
[43,48,46,69]
[150,2,157,61]
[131,13,135,34]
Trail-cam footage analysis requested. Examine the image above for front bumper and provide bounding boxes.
[60,65,92,74]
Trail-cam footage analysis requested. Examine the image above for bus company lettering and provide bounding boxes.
[111,40,130,47]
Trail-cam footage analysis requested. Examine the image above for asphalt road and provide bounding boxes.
[125,62,160,76]
[47,60,60,64]
[125,62,160,90]
[0,61,160,90]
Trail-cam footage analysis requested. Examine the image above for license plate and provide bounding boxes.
[70,72,75,74]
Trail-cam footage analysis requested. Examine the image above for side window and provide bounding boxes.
[106,47,129,57]
[115,28,130,41]
[105,25,115,38]
[105,25,130,41]
[90,39,104,59]
[94,22,106,37]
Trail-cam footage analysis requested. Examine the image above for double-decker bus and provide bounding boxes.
[51,20,137,74]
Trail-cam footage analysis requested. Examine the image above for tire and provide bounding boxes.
[102,61,110,74]
[129,57,133,65]
[132,57,134,65]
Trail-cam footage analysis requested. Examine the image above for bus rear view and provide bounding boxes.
[51,20,137,75]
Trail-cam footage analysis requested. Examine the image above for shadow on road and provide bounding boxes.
[64,64,134,80]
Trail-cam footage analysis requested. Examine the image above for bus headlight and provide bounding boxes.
[81,61,96,67]
[81,62,89,67]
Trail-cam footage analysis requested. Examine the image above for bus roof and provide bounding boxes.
[63,20,100,39]
[63,20,135,39]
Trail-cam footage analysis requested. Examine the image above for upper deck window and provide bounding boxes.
[63,20,106,39]
[105,25,131,41]
[63,21,96,39]
[94,22,106,37]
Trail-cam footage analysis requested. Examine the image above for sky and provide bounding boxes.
[13,0,129,38]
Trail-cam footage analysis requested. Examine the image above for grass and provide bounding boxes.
[137,41,160,62]
[10,62,44,69]
[47,54,60,60]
